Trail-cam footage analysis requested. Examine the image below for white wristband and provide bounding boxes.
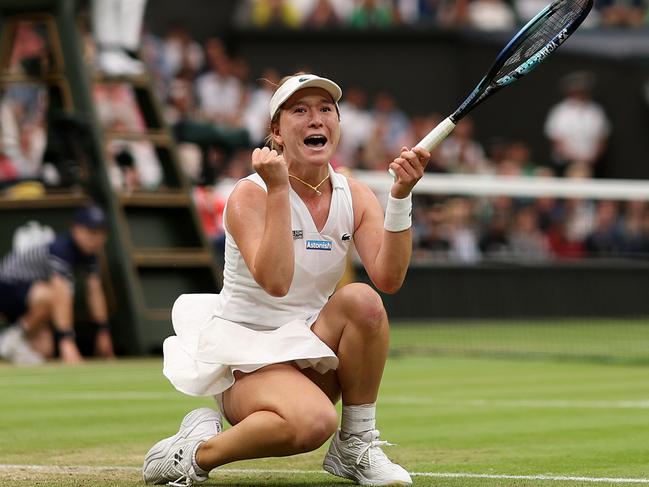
[384,193,412,232]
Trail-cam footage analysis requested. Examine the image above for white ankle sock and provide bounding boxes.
[341,403,376,438]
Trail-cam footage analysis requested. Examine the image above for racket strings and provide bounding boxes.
[494,0,590,81]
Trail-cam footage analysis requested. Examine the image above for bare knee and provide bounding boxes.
[289,403,338,453]
[340,283,387,336]
[27,283,53,316]
[21,282,54,332]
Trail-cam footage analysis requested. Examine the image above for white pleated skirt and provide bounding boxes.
[162,294,339,397]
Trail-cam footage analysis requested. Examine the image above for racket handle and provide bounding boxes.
[416,117,457,152]
[388,117,456,179]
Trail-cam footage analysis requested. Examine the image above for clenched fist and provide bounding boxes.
[252,147,289,190]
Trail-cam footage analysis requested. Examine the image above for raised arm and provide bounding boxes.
[226,147,294,297]
[351,146,429,294]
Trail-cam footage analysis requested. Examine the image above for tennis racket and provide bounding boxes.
[391,0,593,177]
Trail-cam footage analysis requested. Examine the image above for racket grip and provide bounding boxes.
[388,117,456,179]
[416,117,456,152]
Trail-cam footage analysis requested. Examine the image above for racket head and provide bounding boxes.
[492,0,594,87]
[452,0,594,122]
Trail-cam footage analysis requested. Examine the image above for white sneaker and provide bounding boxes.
[0,326,44,366]
[143,407,222,486]
[97,49,145,76]
[323,429,412,486]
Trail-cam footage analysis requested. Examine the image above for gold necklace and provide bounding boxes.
[289,173,330,196]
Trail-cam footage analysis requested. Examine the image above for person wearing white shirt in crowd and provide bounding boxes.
[544,71,611,177]
[195,39,246,128]
[337,86,374,167]
[243,69,280,146]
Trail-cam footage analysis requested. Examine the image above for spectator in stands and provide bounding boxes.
[250,0,302,28]
[92,0,148,76]
[196,39,247,129]
[597,0,647,27]
[194,148,254,266]
[159,24,205,83]
[620,200,649,254]
[163,77,198,126]
[437,0,470,27]
[415,202,451,260]
[558,162,596,254]
[0,142,19,185]
[371,91,411,154]
[1,26,49,184]
[337,86,374,167]
[584,200,626,256]
[508,205,552,260]
[443,197,480,262]
[394,0,440,24]
[243,69,281,147]
[93,83,144,131]
[479,210,511,259]
[544,71,611,177]
[8,23,50,76]
[193,184,226,260]
[0,205,114,365]
[513,0,554,21]
[0,91,46,184]
[357,117,393,170]
[107,137,162,192]
[496,140,537,176]
[108,145,139,193]
[467,0,516,30]
[305,0,343,27]
[546,216,586,259]
[92,83,162,191]
[168,39,250,174]
[348,0,395,27]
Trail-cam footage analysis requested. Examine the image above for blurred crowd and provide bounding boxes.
[237,0,649,30]
[0,4,648,265]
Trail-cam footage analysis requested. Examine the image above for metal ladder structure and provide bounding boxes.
[0,0,220,354]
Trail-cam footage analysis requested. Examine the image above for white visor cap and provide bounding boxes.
[269,74,342,120]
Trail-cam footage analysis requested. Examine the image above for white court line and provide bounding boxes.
[381,397,649,409]
[1,465,648,484]
[7,390,649,409]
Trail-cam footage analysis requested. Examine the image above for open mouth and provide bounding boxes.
[304,135,328,148]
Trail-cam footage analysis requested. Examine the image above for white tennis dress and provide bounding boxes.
[163,164,354,397]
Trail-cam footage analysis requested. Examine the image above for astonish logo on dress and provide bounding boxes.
[306,240,332,251]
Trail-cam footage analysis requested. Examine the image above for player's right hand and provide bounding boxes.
[252,147,289,190]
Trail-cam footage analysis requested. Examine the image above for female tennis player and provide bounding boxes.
[143,73,429,486]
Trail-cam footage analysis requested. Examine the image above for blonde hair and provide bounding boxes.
[264,72,340,153]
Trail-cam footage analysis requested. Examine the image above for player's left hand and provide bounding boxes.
[389,146,430,199]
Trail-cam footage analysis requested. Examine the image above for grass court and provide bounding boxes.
[1,320,648,486]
